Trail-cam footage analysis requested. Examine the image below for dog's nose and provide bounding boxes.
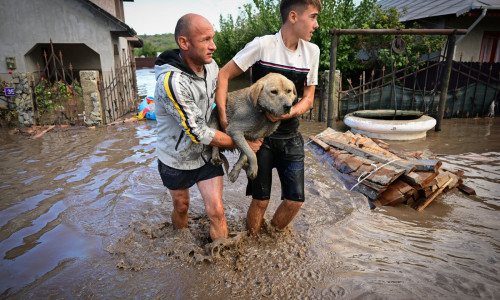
[283,104,292,113]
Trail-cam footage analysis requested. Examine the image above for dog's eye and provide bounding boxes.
[271,90,278,95]
[286,89,292,93]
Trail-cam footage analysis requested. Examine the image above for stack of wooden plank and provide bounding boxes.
[308,128,473,210]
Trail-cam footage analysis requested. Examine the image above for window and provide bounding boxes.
[479,31,500,63]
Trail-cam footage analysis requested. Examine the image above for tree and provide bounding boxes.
[213,0,444,81]
[134,41,158,57]
[134,34,178,57]
[214,0,281,66]
[214,0,380,74]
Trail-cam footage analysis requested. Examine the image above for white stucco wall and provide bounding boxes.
[451,17,500,61]
[0,0,131,76]
[417,14,500,62]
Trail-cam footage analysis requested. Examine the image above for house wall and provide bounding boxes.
[90,0,125,21]
[448,16,500,61]
[0,0,130,80]
[414,14,500,62]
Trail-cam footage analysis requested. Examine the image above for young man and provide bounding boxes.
[215,0,322,236]
[154,14,261,241]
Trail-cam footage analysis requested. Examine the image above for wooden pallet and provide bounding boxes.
[309,128,475,210]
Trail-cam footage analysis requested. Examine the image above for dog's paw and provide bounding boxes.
[246,165,258,180]
[211,156,223,166]
[229,168,241,183]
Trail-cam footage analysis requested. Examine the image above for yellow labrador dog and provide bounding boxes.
[210,73,297,182]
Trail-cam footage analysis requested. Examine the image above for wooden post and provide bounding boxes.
[334,70,341,118]
[436,31,456,131]
[321,70,329,122]
[328,31,339,127]
[362,71,366,110]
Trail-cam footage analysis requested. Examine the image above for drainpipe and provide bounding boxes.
[456,8,487,46]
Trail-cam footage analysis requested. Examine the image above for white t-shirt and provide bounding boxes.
[233,30,320,89]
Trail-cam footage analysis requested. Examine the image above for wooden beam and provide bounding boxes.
[320,138,416,174]
[458,183,476,195]
[416,177,453,211]
[329,29,467,35]
[402,171,439,188]
[309,135,330,151]
[29,125,56,139]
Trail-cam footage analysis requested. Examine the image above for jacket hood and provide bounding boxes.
[154,49,196,80]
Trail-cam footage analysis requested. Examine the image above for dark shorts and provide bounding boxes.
[158,159,224,190]
[246,134,305,202]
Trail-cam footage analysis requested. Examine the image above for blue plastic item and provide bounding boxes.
[138,96,156,120]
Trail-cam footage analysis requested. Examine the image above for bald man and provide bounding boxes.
[154,14,261,241]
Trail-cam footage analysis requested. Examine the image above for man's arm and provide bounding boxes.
[266,85,316,122]
[215,60,244,131]
[210,130,262,152]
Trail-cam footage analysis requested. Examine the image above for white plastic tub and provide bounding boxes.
[343,110,436,140]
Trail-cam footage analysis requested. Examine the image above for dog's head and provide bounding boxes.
[248,73,297,116]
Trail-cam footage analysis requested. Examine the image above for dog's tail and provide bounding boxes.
[220,153,230,176]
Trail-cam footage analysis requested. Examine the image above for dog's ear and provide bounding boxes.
[293,84,298,101]
[249,80,264,107]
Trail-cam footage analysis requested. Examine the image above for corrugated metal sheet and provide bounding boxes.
[377,0,500,21]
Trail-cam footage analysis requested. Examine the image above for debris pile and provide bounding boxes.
[308,128,475,210]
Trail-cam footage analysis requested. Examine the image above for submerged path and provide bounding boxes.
[0,118,499,298]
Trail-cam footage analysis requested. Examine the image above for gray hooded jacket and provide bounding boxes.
[154,49,218,170]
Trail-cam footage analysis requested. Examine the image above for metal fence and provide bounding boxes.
[338,51,500,119]
[323,29,500,122]
[32,40,84,126]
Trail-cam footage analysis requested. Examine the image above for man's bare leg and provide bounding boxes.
[169,189,190,229]
[271,199,303,230]
[197,175,228,240]
[246,199,270,236]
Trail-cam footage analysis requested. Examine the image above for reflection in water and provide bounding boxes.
[136,69,156,97]
[0,115,499,297]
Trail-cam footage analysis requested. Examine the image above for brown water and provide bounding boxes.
[0,117,499,299]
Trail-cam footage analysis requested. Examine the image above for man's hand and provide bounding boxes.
[247,138,263,152]
[220,117,229,132]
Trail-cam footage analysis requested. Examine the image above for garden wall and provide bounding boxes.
[1,71,105,127]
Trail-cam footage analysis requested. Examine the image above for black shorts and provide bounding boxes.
[246,134,305,202]
[158,159,224,190]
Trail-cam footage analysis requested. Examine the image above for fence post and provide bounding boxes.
[11,72,35,127]
[436,31,456,131]
[335,70,341,118]
[80,70,104,126]
[321,70,329,122]
[328,31,339,127]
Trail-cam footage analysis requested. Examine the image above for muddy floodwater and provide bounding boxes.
[1,69,499,299]
[1,116,499,299]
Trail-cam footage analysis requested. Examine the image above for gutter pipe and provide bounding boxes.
[456,8,487,45]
